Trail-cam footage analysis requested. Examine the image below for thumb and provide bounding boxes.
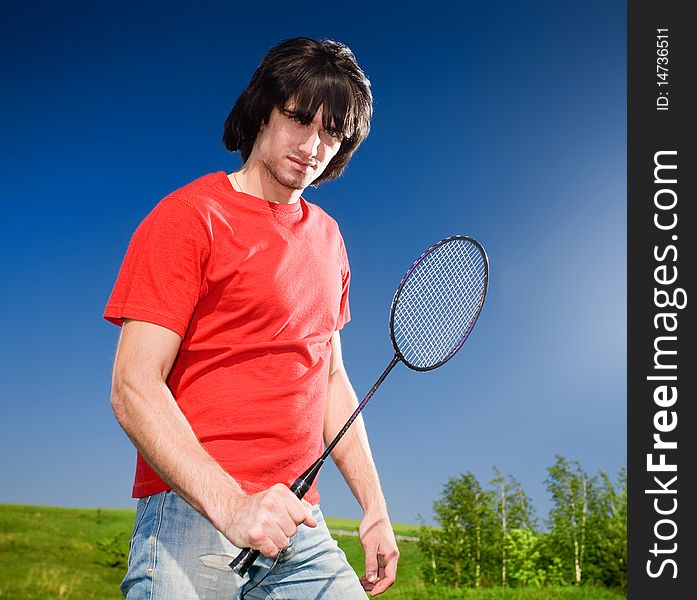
[364,541,379,582]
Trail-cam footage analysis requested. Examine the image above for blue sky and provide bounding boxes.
[1,1,626,525]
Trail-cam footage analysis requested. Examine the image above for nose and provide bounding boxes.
[298,128,321,158]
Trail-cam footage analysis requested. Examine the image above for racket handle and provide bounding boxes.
[230,548,260,576]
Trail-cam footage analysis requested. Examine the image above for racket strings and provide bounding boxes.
[393,239,487,369]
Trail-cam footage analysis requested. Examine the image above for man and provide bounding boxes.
[104,37,399,599]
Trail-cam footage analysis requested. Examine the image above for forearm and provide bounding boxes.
[110,319,316,558]
[324,368,388,518]
[111,372,244,529]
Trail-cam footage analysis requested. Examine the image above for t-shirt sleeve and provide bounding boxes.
[103,195,210,338]
[336,233,351,330]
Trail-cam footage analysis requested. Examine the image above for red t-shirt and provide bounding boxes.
[104,172,351,504]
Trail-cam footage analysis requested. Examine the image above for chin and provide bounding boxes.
[284,171,314,190]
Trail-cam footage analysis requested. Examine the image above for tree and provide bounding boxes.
[504,528,567,587]
[545,455,595,585]
[419,472,498,587]
[489,468,537,586]
[420,460,626,591]
[584,466,627,590]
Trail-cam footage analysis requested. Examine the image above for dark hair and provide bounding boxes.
[222,37,373,185]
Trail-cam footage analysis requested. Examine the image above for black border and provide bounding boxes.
[628,1,695,596]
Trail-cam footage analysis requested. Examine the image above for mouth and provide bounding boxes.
[288,157,316,172]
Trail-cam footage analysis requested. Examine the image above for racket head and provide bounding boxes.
[389,235,489,371]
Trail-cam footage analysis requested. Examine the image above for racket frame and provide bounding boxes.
[389,235,489,372]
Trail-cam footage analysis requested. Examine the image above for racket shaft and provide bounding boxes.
[323,354,399,457]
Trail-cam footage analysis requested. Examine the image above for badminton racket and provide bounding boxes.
[231,234,489,575]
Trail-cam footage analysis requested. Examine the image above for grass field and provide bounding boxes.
[0,504,624,599]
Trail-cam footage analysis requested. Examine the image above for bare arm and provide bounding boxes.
[110,319,315,557]
[324,330,399,596]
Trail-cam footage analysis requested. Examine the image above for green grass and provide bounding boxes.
[325,517,420,538]
[372,588,626,600]
[324,520,424,598]
[0,505,624,600]
[322,527,624,600]
[0,504,132,599]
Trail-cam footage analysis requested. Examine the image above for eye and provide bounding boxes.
[282,110,306,125]
[324,129,344,142]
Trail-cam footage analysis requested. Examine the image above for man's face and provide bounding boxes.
[252,104,344,191]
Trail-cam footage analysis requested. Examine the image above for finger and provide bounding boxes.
[363,541,380,584]
[288,498,315,528]
[258,539,281,558]
[284,496,316,529]
[252,517,290,555]
[270,484,313,524]
[300,499,317,527]
[370,553,398,596]
[277,512,299,538]
[359,575,376,592]
[247,525,282,558]
[267,522,291,553]
[371,579,393,596]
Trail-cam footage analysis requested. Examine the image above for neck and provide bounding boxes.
[231,163,303,205]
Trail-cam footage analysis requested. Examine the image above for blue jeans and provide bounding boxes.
[121,490,366,599]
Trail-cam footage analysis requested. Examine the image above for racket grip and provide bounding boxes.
[230,547,260,576]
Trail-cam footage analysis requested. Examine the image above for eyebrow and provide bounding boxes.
[280,107,344,135]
